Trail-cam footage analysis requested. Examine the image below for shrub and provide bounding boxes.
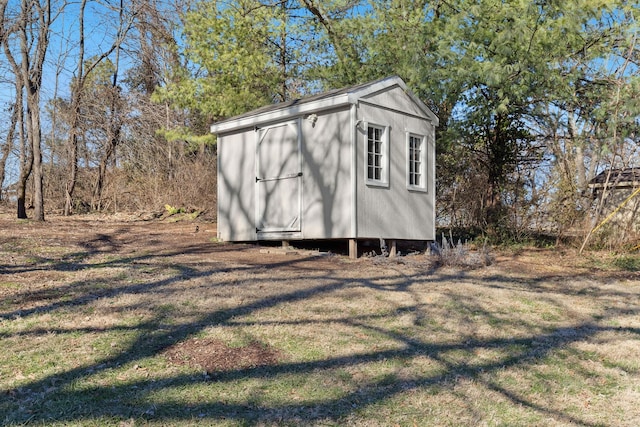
[430,234,494,268]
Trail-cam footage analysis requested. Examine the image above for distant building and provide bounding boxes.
[588,168,640,234]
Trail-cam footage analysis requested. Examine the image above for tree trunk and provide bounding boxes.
[29,92,45,221]
[63,0,86,216]
[484,122,505,233]
[92,129,119,211]
[0,101,17,201]
[11,0,51,221]
[17,108,32,220]
[64,133,78,215]
[0,0,11,201]
[14,76,30,219]
[92,0,125,211]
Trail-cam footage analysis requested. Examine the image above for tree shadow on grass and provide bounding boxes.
[1,244,639,426]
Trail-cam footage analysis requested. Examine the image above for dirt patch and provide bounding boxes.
[163,338,283,374]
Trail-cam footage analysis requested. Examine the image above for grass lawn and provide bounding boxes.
[1,215,639,426]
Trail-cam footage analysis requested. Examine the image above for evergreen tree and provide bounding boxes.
[155,0,298,122]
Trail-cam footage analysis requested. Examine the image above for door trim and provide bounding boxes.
[255,119,303,234]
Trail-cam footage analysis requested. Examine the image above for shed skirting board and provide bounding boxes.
[256,231,303,241]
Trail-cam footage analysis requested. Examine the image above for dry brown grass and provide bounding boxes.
[0,212,639,426]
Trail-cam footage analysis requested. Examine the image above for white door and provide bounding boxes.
[256,120,302,233]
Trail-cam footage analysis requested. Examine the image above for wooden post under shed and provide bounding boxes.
[349,239,358,259]
[388,239,397,257]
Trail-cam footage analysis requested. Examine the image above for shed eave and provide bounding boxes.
[210,93,352,134]
[589,181,640,189]
[405,91,439,126]
[347,76,440,126]
[210,75,440,134]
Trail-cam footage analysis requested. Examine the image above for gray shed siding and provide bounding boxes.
[299,107,353,239]
[355,94,435,240]
[217,130,257,241]
[216,107,354,242]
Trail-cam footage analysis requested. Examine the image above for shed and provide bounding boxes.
[589,168,640,196]
[210,76,439,257]
[588,168,640,234]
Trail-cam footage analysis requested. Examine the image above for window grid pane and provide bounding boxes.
[367,125,385,182]
[409,135,423,187]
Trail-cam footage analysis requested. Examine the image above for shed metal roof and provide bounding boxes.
[589,168,640,188]
[210,76,439,134]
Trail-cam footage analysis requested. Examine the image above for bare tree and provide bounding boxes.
[61,0,86,215]
[0,89,19,203]
[62,0,127,215]
[2,0,53,220]
[2,16,31,218]
[8,70,30,218]
[0,0,12,200]
[90,0,139,211]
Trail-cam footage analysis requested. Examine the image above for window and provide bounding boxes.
[366,124,389,186]
[407,133,427,191]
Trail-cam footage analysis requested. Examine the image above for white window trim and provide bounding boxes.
[364,122,390,187]
[406,131,427,192]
